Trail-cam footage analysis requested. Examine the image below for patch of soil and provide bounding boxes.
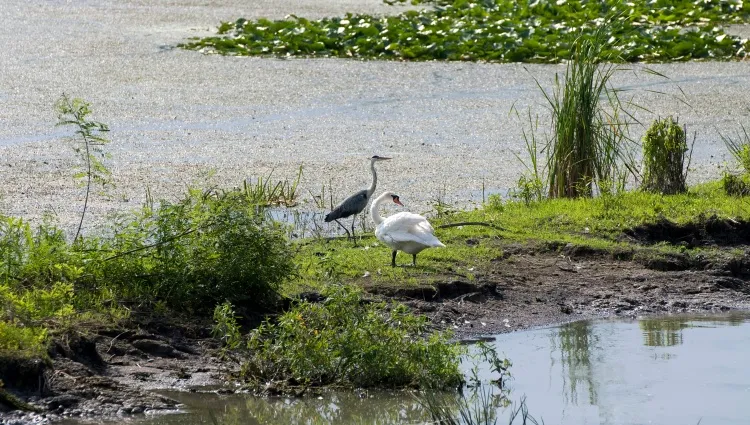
[383,246,750,337]
[623,216,750,247]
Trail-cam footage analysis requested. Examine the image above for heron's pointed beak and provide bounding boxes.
[379,157,392,160]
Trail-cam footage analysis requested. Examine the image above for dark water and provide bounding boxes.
[63,314,750,425]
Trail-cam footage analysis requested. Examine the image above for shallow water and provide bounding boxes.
[61,314,750,425]
[481,313,750,425]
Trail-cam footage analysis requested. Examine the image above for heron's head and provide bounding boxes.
[390,194,403,206]
[371,155,392,162]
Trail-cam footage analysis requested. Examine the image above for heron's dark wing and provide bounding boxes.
[324,190,369,222]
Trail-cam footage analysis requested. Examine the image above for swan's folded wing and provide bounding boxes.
[380,212,443,246]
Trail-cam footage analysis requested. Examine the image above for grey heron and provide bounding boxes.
[324,155,391,241]
[370,191,445,267]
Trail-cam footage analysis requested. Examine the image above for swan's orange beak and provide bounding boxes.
[393,196,403,206]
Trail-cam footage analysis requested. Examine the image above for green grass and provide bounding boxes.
[181,0,750,63]
[289,182,749,294]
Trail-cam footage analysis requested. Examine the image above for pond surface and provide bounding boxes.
[69,313,750,425]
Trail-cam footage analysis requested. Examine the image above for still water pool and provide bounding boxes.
[77,314,750,425]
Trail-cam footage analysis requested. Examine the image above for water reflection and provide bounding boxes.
[552,321,598,406]
[144,390,427,425]
[640,318,687,347]
[640,313,748,347]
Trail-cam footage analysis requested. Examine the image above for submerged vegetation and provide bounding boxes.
[181,0,750,63]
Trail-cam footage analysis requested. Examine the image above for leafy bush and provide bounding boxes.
[84,188,294,313]
[0,321,48,359]
[641,117,690,195]
[0,215,83,358]
[213,301,243,350]
[242,286,464,390]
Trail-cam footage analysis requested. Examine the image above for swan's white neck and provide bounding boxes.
[370,192,391,226]
[366,159,378,198]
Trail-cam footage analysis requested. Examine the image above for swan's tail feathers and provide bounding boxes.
[435,240,446,248]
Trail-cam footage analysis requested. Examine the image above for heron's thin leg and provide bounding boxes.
[334,219,351,239]
[412,254,417,266]
[351,216,358,246]
[391,250,397,267]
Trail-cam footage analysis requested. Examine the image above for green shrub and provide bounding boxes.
[721,172,750,196]
[641,117,690,195]
[84,188,294,313]
[213,301,242,350]
[0,321,48,359]
[242,286,464,390]
[0,216,81,358]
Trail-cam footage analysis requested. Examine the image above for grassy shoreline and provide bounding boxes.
[290,181,749,293]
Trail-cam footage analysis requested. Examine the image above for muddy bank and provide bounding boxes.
[2,245,750,424]
[391,244,750,336]
[0,319,231,424]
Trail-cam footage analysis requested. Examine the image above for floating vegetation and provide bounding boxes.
[181,0,750,63]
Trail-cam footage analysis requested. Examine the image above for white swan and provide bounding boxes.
[370,191,445,267]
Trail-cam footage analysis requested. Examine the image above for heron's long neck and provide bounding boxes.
[366,160,377,198]
[370,193,388,225]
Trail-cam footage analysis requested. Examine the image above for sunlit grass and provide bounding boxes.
[289,182,749,294]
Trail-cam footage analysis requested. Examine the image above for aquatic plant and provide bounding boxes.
[641,117,691,195]
[242,166,303,207]
[55,95,113,242]
[538,27,636,198]
[720,124,750,174]
[181,0,750,63]
[242,285,464,391]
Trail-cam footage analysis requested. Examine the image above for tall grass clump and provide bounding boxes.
[83,188,294,313]
[242,166,303,207]
[538,28,636,199]
[640,116,691,195]
[240,285,464,391]
[719,124,750,196]
[720,124,750,174]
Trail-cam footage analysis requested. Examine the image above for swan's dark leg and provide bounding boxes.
[334,219,352,239]
[412,254,417,266]
[391,250,397,267]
